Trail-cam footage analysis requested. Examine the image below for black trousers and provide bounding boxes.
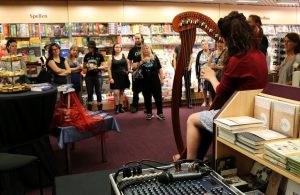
[142,78,163,115]
[132,79,143,107]
[183,68,192,105]
[85,76,102,103]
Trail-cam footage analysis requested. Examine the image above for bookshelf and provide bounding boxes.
[214,83,300,186]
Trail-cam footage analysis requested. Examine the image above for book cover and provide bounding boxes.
[236,129,287,146]
[214,116,263,130]
[264,139,300,160]
[254,95,273,129]
[272,100,300,138]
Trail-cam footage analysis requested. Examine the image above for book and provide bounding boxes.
[254,95,273,129]
[263,154,286,168]
[264,139,300,160]
[236,141,264,154]
[30,83,53,91]
[214,116,263,131]
[264,149,287,164]
[272,100,300,138]
[57,84,73,92]
[237,138,264,150]
[236,129,287,146]
[218,127,236,144]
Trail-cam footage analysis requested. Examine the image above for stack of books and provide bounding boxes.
[215,116,264,145]
[236,129,287,154]
[287,156,300,176]
[57,84,74,93]
[30,83,53,92]
[263,139,300,169]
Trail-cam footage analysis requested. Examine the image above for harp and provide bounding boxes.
[171,11,221,159]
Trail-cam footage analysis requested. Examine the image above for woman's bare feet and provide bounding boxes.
[172,154,181,162]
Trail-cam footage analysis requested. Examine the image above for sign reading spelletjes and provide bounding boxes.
[30,14,48,20]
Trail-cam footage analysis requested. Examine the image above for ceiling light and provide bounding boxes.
[276,2,299,5]
[236,0,258,3]
[275,0,299,5]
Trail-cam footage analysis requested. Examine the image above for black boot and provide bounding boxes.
[118,104,124,113]
[115,105,119,114]
[98,104,103,113]
[130,103,138,113]
[87,104,93,111]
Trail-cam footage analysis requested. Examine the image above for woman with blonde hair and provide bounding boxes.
[66,45,83,99]
[132,44,165,120]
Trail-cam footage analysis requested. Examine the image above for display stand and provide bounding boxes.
[213,83,300,186]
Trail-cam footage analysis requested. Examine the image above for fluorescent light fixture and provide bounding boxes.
[276,2,299,5]
[236,0,258,3]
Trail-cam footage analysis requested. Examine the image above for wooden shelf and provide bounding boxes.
[217,137,300,185]
[214,84,300,191]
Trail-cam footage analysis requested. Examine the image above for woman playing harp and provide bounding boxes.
[173,11,268,161]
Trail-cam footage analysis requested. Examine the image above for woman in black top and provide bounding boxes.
[83,41,105,111]
[108,43,130,113]
[133,44,165,120]
[46,43,71,85]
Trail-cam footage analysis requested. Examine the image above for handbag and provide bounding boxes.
[37,65,52,83]
[132,67,143,80]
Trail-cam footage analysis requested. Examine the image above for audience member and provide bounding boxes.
[207,40,226,99]
[108,43,130,114]
[46,43,71,85]
[248,14,269,56]
[83,41,105,111]
[128,33,144,113]
[195,39,211,106]
[66,45,83,100]
[276,33,300,85]
[132,44,165,120]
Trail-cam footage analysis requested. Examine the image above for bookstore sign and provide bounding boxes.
[30,14,48,20]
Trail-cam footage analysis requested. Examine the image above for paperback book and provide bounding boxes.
[272,100,300,138]
[254,95,273,129]
[264,139,300,160]
[236,129,287,146]
[214,116,263,131]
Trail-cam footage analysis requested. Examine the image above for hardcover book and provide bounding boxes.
[272,100,300,138]
[254,95,273,129]
[214,116,263,131]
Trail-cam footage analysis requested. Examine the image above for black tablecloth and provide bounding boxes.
[0,88,58,191]
[0,88,57,147]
